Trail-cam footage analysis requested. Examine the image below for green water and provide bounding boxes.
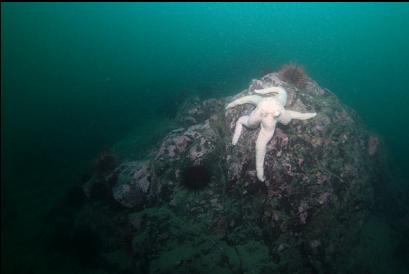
[2,3,409,273]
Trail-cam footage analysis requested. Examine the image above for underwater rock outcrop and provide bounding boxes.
[78,71,380,273]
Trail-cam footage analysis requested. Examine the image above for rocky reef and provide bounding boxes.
[51,71,382,273]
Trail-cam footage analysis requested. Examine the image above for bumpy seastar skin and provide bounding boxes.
[226,87,317,182]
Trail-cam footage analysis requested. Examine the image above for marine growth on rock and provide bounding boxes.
[76,70,381,274]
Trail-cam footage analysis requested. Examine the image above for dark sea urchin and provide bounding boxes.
[278,63,308,89]
[180,164,211,191]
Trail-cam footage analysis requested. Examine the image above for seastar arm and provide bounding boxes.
[254,86,284,95]
[254,86,288,106]
[225,95,262,110]
[286,110,317,120]
[232,116,249,145]
[278,110,317,125]
[255,116,277,182]
[232,112,261,145]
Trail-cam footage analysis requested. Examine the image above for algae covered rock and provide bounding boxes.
[80,71,379,273]
[112,161,153,208]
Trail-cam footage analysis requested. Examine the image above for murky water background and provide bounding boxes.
[2,3,409,273]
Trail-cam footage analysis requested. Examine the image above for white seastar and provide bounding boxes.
[226,86,317,182]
